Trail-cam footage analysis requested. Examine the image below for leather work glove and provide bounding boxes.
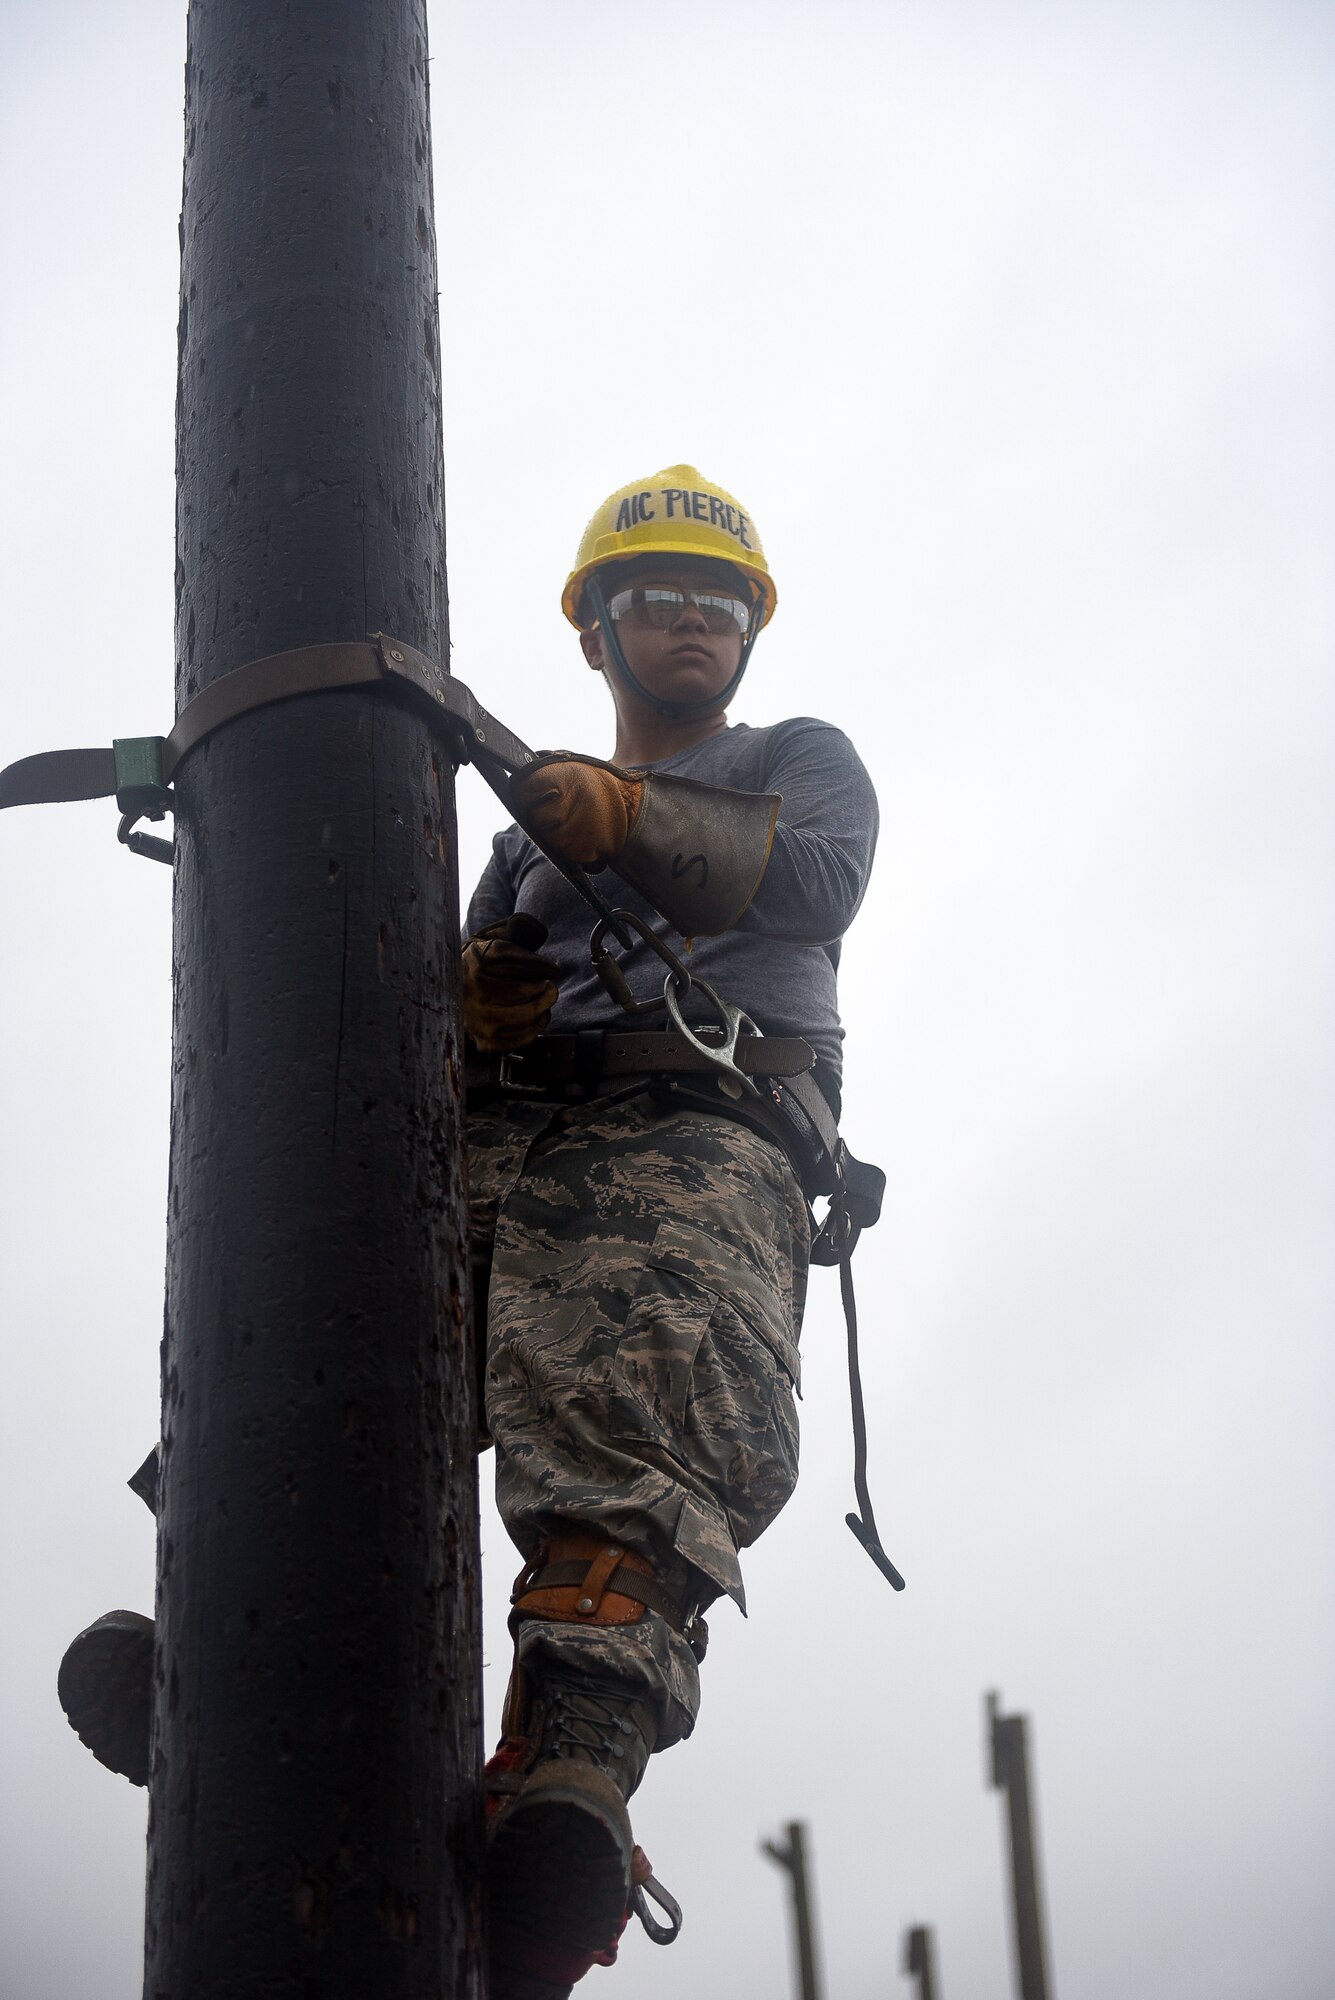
[510,754,644,869]
[461,915,560,1053]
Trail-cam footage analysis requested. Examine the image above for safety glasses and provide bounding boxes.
[606,584,752,638]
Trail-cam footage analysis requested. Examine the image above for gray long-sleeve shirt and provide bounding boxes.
[464,716,878,1114]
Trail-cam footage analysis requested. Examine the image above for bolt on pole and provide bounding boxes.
[987,1692,1052,2000]
[902,1923,940,2000]
[143,3,481,1994]
[762,1820,824,2000]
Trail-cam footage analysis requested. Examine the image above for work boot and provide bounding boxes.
[57,1610,153,1786]
[486,1671,657,1998]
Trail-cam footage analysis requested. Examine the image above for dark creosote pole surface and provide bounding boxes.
[145,4,481,1993]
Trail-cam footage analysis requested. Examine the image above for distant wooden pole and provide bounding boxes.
[903,1923,939,2000]
[987,1692,1052,2000]
[762,1820,823,2000]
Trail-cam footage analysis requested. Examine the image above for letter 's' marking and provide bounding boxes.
[671,852,709,888]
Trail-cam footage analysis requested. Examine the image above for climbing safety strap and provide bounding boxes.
[0,631,633,940]
[3,641,905,1591]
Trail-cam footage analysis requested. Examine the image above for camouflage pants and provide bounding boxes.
[469,1088,810,1749]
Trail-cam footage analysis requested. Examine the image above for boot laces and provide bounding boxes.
[539,1677,648,1777]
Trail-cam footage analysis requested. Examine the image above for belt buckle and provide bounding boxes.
[498,1053,550,1097]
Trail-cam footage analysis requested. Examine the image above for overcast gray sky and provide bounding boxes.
[2,2,1332,1996]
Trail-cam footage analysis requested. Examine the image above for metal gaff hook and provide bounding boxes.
[632,1871,683,1946]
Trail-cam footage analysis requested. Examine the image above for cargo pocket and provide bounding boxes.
[608,1218,801,1551]
[675,1489,747,1611]
[672,1255,803,1611]
[607,1224,717,1469]
[683,1277,800,1554]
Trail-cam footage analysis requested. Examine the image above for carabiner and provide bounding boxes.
[589,908,687,1015]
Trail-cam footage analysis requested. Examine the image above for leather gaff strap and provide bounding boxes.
[513,1555,691,1633]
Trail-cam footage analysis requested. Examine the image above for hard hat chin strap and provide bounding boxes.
[584,575,759,721]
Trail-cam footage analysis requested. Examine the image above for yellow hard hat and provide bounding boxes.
[562,464,777,631]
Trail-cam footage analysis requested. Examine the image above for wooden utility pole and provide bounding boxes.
[762,1820,824,2000]
[987,1692,1052,2000]
[143,4,480,1994]
[903,1923,940,2000]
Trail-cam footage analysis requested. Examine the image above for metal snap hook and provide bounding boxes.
[588,908,764,1096]
[662,968,762,1097]
[117,810,174,865]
